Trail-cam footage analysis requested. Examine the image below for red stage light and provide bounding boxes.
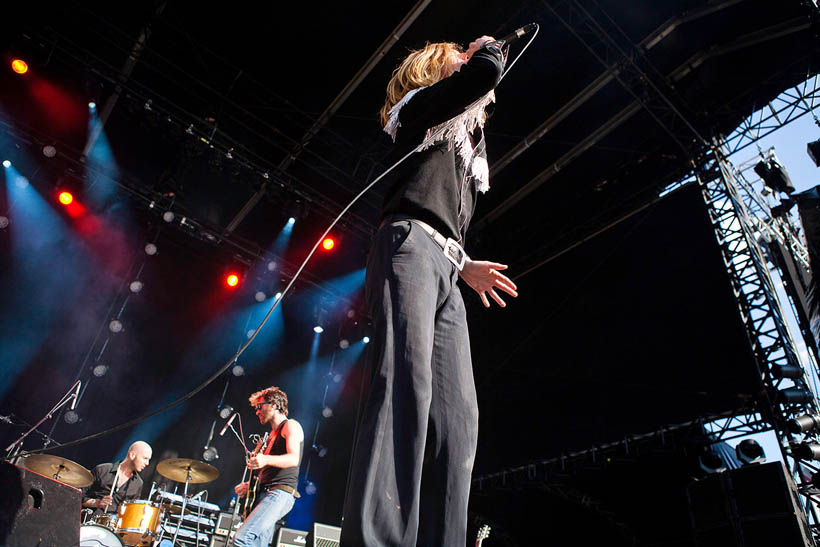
[321,237,335,251]
[11,59,28,75]
[225,273,240,288]
[58,191,74,205]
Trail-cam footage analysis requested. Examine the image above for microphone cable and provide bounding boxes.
[16,25,540,457]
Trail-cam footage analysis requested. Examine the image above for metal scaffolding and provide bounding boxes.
[698,143,820,542]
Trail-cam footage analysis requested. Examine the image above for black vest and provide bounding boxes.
[259,419,302,490]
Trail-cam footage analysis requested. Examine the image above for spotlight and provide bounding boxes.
[266,260,278,272]
[287,217,296,225]
[11,59,28,75]
[698,451,726,474]
[321,237,335,251]
[247,329,256,339]
[788,413,820,434]
[42,145,57,158]
[225,273,241,288]
[92,364,109,377]
[202,445,219,462]
[333,373,343,383]
[254,291,266,302]
[339,339,350,349]
[794,443,820,460]
[754,158,795,195]
[735,439,765,465]
[275,292,282,300]
[314,325,324,334]
[232,364,245,377]
[0,216,9,229]
[64,410,79,424]
[218,405,234,419]
[88,101,97,110]
[778,387,814,405]
[129,280,143,293]
[145,243,158,256]
[312,443,328,458]
[2,160,10,168]
[58,191,74,205]
[109,320,123,333]
[363,336,370,344]
[772,364,803,379]
[304,481,317,495]
[322,406,333,418]
[162,211,175,223]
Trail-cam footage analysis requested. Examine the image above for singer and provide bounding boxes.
[82,440,152,516]
[341,35,518,546]
[232,386,303,547]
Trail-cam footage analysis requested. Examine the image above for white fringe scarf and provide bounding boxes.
[384,88,495,193]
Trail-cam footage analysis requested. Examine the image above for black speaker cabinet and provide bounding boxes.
[687,461,811,546]
[0,461,82,546]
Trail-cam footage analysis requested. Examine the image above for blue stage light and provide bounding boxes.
[363,336,370,344]
[2,160,10,168]
[314,325,324,334]
[88,101,96,110]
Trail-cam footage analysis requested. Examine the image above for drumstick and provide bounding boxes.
[104,466,119,512]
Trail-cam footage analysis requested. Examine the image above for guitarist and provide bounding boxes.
[232,386,304,547]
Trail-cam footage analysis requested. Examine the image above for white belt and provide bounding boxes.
[408,219,467,271]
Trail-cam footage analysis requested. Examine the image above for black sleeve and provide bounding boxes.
[397,41,505,138]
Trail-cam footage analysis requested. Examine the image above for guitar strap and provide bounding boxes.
[263,418,288,456]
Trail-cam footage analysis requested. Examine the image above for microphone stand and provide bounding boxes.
[223,416,251,540]
[4,381,79,460]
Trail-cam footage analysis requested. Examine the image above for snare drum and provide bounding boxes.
[94,513,116,529]
[80,524,124,547]
[115,500,162,546]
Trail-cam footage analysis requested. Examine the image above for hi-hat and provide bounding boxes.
[20,454,94,488]
[156,458,219,484]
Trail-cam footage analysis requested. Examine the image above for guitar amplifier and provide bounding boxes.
[210,512,241,547]
[276,526,308,547]
[307,522,341,547]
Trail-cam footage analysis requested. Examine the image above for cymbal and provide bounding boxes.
[19,454,94,488]
[156,458,219,484]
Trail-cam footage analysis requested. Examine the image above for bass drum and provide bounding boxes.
[80,524,125,547]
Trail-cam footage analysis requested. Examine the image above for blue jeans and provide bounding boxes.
[232,489,295,547]
[341,220,479,546]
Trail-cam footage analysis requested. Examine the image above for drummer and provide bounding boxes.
[82,441,153,515]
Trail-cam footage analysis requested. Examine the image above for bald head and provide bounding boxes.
[127,441,152,473]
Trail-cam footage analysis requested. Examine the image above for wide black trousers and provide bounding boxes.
[341,220,479,547]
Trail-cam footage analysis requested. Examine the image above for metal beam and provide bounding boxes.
[224,0,432,234]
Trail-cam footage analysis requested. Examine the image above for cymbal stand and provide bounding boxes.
[4,380,79,461]
[171,465,193,547]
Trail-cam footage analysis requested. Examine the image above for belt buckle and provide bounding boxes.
[443,238,466,271]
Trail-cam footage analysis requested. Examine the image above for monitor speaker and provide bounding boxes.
[0,461,82,546]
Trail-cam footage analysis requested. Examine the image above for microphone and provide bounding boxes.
[69,381,82,411]
[190,489,206,500]
[219,412,238,436]
[498,23,537,44]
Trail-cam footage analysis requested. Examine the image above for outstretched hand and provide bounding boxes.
[459,260,518,308]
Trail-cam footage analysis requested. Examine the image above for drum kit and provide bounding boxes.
[19,454,219,547]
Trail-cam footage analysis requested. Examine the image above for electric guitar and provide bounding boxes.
[476,524,490,547]
[242,431,270,519]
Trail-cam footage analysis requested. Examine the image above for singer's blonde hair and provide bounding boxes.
[379,42,462,128]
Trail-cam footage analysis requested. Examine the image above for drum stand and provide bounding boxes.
[171,466,194,547]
